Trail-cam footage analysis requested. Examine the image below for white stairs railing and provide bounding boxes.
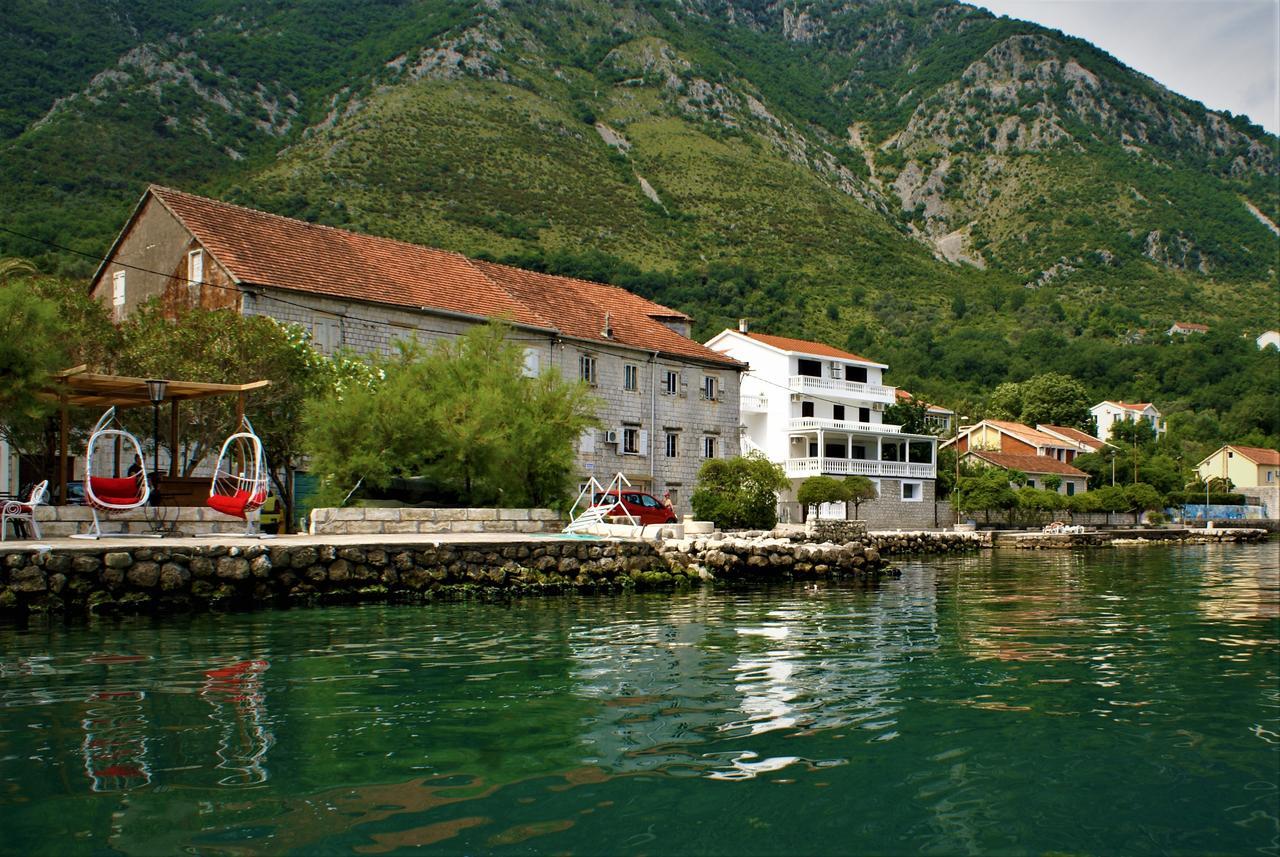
[564,472,639,533]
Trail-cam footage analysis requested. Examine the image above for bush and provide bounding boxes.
[691,453,789,530]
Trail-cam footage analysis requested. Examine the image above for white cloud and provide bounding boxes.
[973,0,1279,134]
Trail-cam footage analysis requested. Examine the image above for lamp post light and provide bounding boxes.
[145,379,168,479]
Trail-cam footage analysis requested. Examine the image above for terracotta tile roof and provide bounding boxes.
[152,186,546,327]
[1230,445,1280,466]
[984,419,1072,449]
[1172,322,1209,332]
[469,261,740,367]
[966,450,1088,478]
[148,186,736,367]
[743,332,883,365]
[1038,425,1106,450]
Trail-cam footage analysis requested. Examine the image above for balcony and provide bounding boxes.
[788,418,902,434]
[784,458,936,479]
[788,375,895,403]
[741,392,770,413]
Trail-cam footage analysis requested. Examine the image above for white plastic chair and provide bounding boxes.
[1,480,48,541]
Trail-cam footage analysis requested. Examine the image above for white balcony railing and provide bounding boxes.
[788,375,895,402]
[787,418,902,434]
[784,458,936,479]
[741,393,770,413]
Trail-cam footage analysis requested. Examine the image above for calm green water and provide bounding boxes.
[1,544,1276,856]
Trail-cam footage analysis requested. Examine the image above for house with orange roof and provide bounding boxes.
[88,186,745,512]
[1090,400,1166,441]
[939,419,1090,495]
[1196,445,1280,519]
[705,322,939,527]
[1168,321,1209,336]
[895,389,956,434]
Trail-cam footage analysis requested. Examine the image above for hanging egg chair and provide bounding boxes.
[207,418,271,536]
[72,408,152,539]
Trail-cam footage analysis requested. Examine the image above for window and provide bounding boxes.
[111,270,126,320]
[808,441,818,457]
[901,480,922,502]
[858,407,871,423]
[522,348,540,378]
[663,370,678,395]
[579,354,597,386]
[1027,479,1037,489]
[797,359,822,377]
[702,376,718,401]
[703,436,717,459]
[624,364,638,391]
[846,366,868,383]
[801,400,815,418]
[623,427,646,455]
[1066,482,1076,496]
[187,249,203,287]
[833,405,845,421]
[665,432,679,458]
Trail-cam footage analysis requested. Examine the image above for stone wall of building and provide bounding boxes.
[309,507,564,535]
[245,289,742,517]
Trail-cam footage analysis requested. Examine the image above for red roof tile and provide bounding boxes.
[147,186,736,367]
[1038,425,1106,450]
[966,451,1088,477]
[743,332,882,365]
[1103,401,1155,412]
[470,260,740,367]
[1230,445,1280,466]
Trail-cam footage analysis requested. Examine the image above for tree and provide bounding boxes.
[1123,482,1164,524]
[1089,485,1129,518]
[796,476,847,522]
[1015,486,1066,524]
[1108,418,1156,448]
[844,475,878,519]
[305,322,599,509]
[985,373,1092,430]
[690,453,789,530]
[883,395,929,434]
[116,304,338,528]
[1042,474,1062,492]
[953,467,1017,523]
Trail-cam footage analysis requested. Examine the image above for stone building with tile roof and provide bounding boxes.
[89,186,745,513]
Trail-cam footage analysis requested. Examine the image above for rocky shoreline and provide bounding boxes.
[0,527,1264,618]
[0,530,988,618]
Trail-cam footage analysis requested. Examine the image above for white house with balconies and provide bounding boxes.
[705,323,939,527]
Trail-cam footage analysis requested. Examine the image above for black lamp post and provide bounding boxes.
[145,379,167,478]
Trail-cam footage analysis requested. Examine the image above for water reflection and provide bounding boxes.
[201,659,272,786]
[0,543,1275,856]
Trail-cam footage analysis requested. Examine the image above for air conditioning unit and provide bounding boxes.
[790,393,803,402]
[603,429,620,444]
[872,402,885,412]
[829,362,843,380]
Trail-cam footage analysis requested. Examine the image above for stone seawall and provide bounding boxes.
[0,531,915,618]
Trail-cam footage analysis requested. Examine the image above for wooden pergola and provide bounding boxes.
[47,366,270,505]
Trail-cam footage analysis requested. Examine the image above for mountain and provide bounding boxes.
[1,0,1277,430]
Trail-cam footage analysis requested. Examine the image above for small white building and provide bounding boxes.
[1090,401,1166,441]
[1256,330,1280,351]
[705,324,938,527]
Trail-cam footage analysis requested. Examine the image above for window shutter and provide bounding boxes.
[638,430,649,456]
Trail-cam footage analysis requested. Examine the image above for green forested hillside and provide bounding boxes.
[1,0,1277,449]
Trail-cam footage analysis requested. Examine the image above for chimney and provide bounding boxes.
[738,318,749,334]
[601,312,613,339]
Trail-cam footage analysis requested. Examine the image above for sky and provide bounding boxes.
[974,1,1279,135]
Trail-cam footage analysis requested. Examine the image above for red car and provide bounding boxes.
[592,490,677,525]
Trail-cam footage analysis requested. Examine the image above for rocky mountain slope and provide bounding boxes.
[1,0,1276,407]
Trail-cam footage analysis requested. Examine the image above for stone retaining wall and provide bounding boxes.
[29,506,260,538]
[309,507,564,535]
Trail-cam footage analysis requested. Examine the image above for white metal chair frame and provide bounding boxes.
[1,480,48,541]
[206,418,272,537]
[73,408,154,539]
